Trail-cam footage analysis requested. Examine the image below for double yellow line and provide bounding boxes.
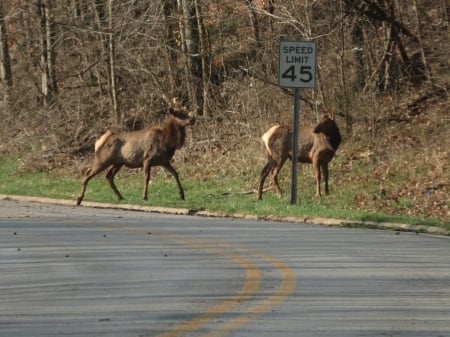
[157,235,297,337]
[101,224,296,336]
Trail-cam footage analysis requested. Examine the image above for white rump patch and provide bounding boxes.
[95,130,113,153]
[261,125,280,157]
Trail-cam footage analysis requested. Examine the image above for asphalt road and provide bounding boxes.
[1,199,449,337]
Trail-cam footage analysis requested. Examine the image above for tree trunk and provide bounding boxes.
[412,0,433,84]
[338,0,352,132]
[91,0,107,103]
[193,0,209,116]
[0,3,13,115]
[245,0,261,46]
[38,0,57,107]
[108,0,119,125]
[178,0,202,115]
[163,0,179,94]
[441,0,449,30]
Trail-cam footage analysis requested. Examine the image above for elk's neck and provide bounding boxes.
[329,130,342,151]
[164,122,186,149]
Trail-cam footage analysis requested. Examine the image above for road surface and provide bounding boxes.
[1,199,449,337]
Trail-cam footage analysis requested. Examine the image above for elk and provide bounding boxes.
[257,112,341,200]
[76,104,195,205]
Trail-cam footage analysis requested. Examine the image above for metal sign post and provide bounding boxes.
[278,40,317,205]
[291,88,300,204]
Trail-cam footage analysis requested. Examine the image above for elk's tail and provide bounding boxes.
[95,130,113,153]
[261,125,280,158]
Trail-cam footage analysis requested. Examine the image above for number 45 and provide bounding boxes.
[281,65,313,83]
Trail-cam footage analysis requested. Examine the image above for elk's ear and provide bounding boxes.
[171,97,185,111]
[329,111,335,120]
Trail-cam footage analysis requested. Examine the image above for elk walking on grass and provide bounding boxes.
[257,112,341,200]
[76,103,195,205]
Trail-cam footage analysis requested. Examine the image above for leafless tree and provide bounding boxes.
[178,0,203,115]
[37,0,57,107]
[107,0,119,124]
[0,0,447,166]
[245,0,261,46]
[0,2,13,116]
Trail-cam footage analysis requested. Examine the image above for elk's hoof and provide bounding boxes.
[76,198,82,206]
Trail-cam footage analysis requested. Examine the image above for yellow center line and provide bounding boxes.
[155,235,262,337]
[202,244,297,337]
[101,226,296,337]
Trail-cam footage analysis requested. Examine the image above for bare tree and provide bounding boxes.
[163,0,180,94]
[0,2,13,115]
[412,0,433,84]
[178,0,202,115]
[1,0,448,172]
[245,0,261,46]
[193,0,210,115]
[107,0,119,124]
[37,0,57,107]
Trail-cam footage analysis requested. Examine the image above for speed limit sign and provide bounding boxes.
[278,40,317,204]
[279,40,316,88]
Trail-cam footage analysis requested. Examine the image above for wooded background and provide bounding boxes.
[0,0,448,220]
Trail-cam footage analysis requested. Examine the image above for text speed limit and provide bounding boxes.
[279,40,317,88]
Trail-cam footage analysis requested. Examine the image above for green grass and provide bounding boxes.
[0,157,448,232]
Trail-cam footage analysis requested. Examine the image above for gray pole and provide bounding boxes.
[290,88,300,205]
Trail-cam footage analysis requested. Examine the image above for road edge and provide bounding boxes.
[1,194,448,236]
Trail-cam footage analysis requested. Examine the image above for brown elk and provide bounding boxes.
[76,104,195,205]
[257,112,341,200]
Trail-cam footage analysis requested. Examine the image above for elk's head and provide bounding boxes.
[168,101,195,127]
[313,112,336,135]
[313,111,342,151]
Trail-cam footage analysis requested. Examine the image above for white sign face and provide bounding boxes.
[279,40,317,88]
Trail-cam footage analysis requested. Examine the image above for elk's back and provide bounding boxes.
[94,128,162,168]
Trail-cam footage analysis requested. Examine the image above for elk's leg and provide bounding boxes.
[105,164,123,200]
[322,163,330,195]
[313,159,322,197]
[257,159,275,200]
[163,162,185,200]
[271,159,287,198]
[142,161,151,201]
[77,172,93,206]
[77,162,108,205]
